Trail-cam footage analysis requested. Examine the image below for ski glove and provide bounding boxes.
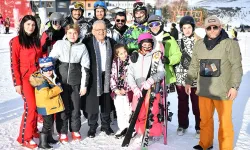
[162,56,170,64]
[132,87,142,99]
[141,78,154,90]
[130,51,139,63]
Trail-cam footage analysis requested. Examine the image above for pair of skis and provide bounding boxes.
[122,51,170,148]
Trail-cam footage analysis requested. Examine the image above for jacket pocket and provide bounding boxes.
[21,69,29,79]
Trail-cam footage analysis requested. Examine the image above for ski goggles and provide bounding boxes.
[133,2,146,10]
[72,2,84,9]
[51,20,62,25]
[41,66,54,72]
[206,25,219,31]
[148,21,162,28]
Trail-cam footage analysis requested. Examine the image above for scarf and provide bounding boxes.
[114,25,128,36]
[93,37,112,96]
[203,29,229,50]
[117,56,129,90]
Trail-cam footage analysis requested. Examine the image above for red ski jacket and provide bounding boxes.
[10,36,43,86]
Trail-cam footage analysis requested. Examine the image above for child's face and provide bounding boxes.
[117,47,128,61]
[43,70,53,77]
[139,42,153,55]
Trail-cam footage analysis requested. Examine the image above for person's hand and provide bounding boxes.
[120,88,126,95]
[141,78,154,90]
[162,56,170,64]
[185,84,191,95]
[15,85,22,95]
[79,87,87,96]
[133,87,142,99]
[115,89,121,96]
[227,88,238,100]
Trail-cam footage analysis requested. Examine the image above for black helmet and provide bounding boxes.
[179,16,195,31]
[133,2,148,24]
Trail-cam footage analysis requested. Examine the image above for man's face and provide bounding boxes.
[96,8,105,20]
[134,10,145,23]
[206,25,221,39]
[66,29,79,43]
[92,23,107,41]
[72,9,82,20]
[115,15,126,29]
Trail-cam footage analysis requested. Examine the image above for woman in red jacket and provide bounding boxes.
[10,15,43,149]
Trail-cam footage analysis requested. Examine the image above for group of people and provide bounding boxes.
[10,1,243,150]
[0,13,10,34]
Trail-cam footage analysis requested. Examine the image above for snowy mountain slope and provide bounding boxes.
[0,32,250,149]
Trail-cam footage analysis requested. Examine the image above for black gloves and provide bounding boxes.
[162,56,170,64]
[130,51,139,63]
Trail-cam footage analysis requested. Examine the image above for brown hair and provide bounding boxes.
[65,24,80,35]
[113,43,128,59]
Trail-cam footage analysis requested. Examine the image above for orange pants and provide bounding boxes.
[199,96,234,150]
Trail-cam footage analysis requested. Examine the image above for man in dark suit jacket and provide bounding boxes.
[82,20,116,138]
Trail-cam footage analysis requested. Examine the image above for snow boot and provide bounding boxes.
[193,145,213,150]
[38,133,52,149]
[177,127,186,136]
[100,127,115,135]
[47,132,58,144]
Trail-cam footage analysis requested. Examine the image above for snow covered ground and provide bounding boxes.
[0,31,250,150]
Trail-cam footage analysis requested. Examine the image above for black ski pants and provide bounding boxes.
[42,115,54,134]
[56,84,81,134]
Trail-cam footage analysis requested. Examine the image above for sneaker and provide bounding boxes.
[177,127,186,136]
[59,134,68,143]
[195,130,200,139]
[37,115,44,123]
[100,127,115,135]
[20,139,38,149]
[72,132,81,141]
[193,144,213,150]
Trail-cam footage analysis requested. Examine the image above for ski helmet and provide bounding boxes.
[94,1,107,10]
[69,1,85,14]
[49,12,64,25]
[138,33,154,50]
[148,15,164,35]
[133,2,148,24]
[179,16,195,31]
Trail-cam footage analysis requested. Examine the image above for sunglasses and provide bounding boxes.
[41,66,54,72]
[73,2,84,9]
[148,21,162,28]
[116,19,125,23]
[51,20,62,25]
[133,2,145,9]
[206,26,219,31]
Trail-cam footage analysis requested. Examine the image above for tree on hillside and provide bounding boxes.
[162,5,172,20]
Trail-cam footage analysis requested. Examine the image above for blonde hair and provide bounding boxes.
[65,24,80,35]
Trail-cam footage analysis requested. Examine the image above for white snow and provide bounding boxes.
[0,30,250,150]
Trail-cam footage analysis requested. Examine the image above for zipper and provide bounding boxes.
[67,44,72,84]
[22,69,29,79]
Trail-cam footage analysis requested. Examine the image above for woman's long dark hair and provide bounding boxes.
[18,15,40,49]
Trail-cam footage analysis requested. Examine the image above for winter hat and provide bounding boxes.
[39,57,55,72]
[204,16,221,28]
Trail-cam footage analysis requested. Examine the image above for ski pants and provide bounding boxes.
[17,78,38,143]
[199,96,234,150]
[114,95,131,131]
[134,91,162,136]
[88,112,111,130]
[42,115,54,134]
[56,84,81,134]
[176,85,200,130]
